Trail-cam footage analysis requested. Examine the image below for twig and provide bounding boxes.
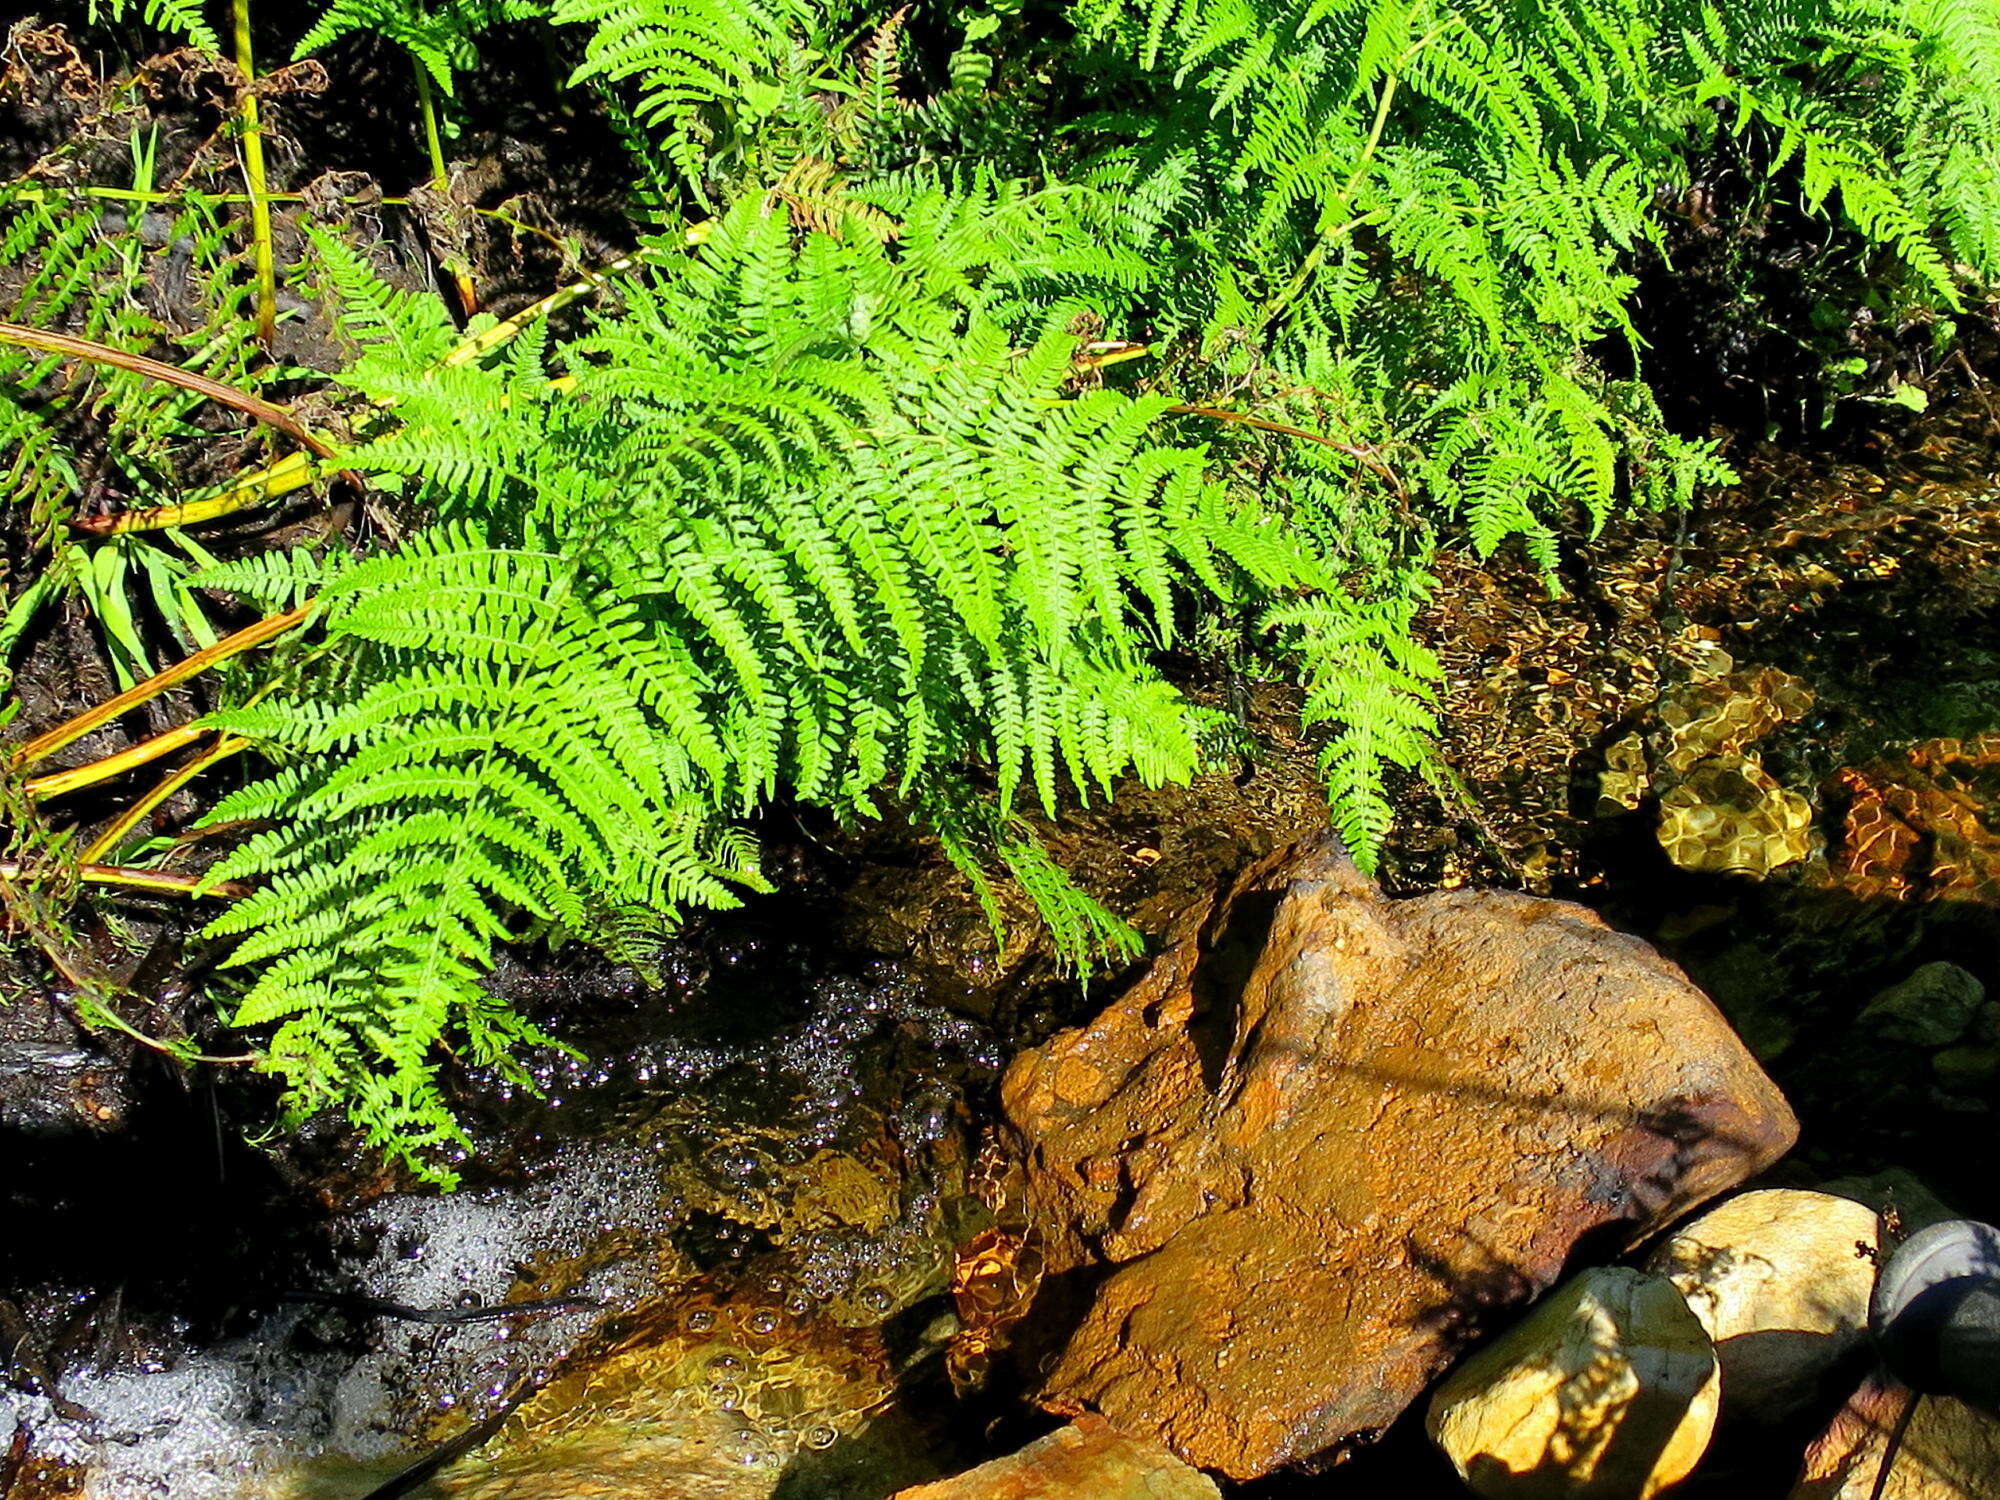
[1868,1386,1920,1500]
[359,1374,542,1500]
[281,1289,602,1324]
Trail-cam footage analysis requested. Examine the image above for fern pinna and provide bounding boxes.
[195,204,1430,1174]
[1063,0,1999,568]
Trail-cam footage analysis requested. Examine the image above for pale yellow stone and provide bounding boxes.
[1791,1376,2000,1499]
[1426,1267,1719,1500]
[1648,1188,1878,1422]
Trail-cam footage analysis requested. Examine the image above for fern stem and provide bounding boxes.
[0,860,250,900]
[80,735,251,863]
[0,322,337,458]
[1167,403,1405,496]
[13,603,316,767]
[25,723,211,800]
[62,998,257,1064]
[1254,22,1445,336]
[416,65,451,191]
[69,453,322,536]
[442,252,642,369]
[414,63,481,318]
[471,205,586,264]
[231,0,279,343]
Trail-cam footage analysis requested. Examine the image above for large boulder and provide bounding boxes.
[1646,1189,1880,1422]
[1002,837,1796,1478]
[1425,1266,1720,1500]
[892,1418,1220,1499]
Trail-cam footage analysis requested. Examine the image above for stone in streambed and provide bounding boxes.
[1646,1188,1880,1423]
[892,1418,1219,1499]
[1789,1372,2000,1499]
[1002,836,1796,1478]
[1859,963,1986,1048]
[1425,1266,1720,1500]
[1870,1219,2000,1414]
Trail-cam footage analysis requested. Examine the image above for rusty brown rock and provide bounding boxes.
[893,1418,1220,1499]
[1002,837,1797,1479]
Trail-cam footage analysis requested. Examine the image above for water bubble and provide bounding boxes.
[804,1423,840,1450]
[708,1353,743,1375]
[713,1381,745,1411]
[686,1309,716,1333]
[859,1286,892,1314]
[746,1310,779,1336]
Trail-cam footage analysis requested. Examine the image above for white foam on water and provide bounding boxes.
[2,1309,339,1499]
[0,1140,681,1498]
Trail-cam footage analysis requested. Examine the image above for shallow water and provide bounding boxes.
[1,975,999,1499]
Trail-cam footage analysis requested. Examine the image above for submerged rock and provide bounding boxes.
[1860,964,1987,1049]
[1656,756,1815,877]
[433,1288,900,1499]
[892,1417,1220,1499]
[1425,1266,1720,1500]
[1828,735,2000,908]
[1646,1189,1879,1423]
[1001,837,1796,1478]
[1790,1373,2000,1499]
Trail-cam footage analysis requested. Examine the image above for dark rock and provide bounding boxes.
[1872,1220,2000,1413]
[1859,964,1986,1049]
[0,1002,129,1135]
